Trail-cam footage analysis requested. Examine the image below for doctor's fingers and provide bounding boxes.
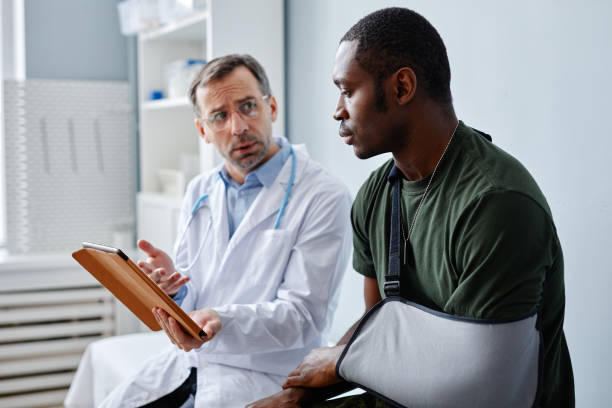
[189,309,221,340]
[147,267,180,287]
[158,270,185,285]
[137,239,162,257]
[152,308,174,343]
[146,267,168,284]
[168,316,203,351]
[201,319,221,341]
[137,260,154,275]
[160,275,190,295]
[153,308,181,347]
[154,307,197,351]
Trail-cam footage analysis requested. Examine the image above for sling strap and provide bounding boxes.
[384,166,403,297]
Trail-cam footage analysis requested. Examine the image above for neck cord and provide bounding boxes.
[400,121,459,264]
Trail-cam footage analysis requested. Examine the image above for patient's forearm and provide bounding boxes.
[337,319,360,345]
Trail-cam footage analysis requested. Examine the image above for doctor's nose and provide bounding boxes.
[230,111,249,135]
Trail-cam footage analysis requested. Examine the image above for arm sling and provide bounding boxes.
[336,150,545,407]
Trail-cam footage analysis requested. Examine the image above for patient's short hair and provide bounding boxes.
[341,7,452,109]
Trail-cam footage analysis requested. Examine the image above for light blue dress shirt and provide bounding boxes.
[218,137,291,239]
[173,138,290,305]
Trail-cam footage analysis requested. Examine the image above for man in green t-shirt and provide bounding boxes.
[247,7,573,408]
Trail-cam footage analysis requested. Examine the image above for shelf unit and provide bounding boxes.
[141,96,190,110]
[136,0,284,254]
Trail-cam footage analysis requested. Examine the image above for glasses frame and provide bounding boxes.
[202,94,271,131]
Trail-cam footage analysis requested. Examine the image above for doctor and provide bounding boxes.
[101,54,352,407]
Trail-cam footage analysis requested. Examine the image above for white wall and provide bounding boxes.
[287,1,612,405]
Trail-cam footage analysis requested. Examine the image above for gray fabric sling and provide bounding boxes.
[336,161,543,408]
[336,298,542,407]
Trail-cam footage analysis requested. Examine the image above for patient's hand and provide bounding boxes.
[137,239,189,296]
[152,307,221,351]
[245,388,307,408]
[282,345,344,389]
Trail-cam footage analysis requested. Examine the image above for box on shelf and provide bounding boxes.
[159,0,207,24]
[117,0,160,35]
[165,59,207,99]
[118,0,206,36]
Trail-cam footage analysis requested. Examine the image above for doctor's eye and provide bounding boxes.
[208,111,227,124]
[238,99,258,116]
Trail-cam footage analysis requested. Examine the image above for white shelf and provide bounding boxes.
[142,97,191,110]
[139,11,208,42]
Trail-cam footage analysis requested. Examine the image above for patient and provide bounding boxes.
[99,54,352,407]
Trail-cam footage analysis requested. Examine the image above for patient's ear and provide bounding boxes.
[393,67,417,106]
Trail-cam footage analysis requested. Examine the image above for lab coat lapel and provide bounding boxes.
[210,177,230,258]
[224,152,304,256]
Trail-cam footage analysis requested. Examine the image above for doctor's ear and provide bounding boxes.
[267,95,278,123]
[194,118,211,143]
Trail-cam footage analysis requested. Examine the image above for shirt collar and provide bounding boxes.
[217,137,291,188]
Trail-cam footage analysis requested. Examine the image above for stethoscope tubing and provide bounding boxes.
[174,147,296,274]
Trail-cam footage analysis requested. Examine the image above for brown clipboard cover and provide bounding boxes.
[72,242,205,340]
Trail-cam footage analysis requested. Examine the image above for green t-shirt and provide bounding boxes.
[351,121,574,406]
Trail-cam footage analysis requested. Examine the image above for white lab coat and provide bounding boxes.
[101,143,352,407]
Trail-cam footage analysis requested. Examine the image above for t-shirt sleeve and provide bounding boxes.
[445,190,557,319]
[351,183,377,279]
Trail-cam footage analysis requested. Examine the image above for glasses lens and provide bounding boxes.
[238,99,258,117]
[205,96,268,130]
[207,112,227,131]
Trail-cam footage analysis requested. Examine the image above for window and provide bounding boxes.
[1,0,25,248]
[1,3,5,247]
[0,83,5,247]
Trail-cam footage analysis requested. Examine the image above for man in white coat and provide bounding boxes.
[100,55,352,407]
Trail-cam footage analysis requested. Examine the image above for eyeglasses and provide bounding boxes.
[203,95,270,131]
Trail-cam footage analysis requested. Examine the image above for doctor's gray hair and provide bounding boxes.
[189,54,272,117]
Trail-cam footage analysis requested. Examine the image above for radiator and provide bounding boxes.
[0,257,115,408]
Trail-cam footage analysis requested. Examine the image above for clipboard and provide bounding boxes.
[72,242,205,340]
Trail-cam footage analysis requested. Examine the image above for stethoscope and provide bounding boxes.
[174,146,296,274]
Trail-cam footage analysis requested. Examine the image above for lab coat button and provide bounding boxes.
[201,360,208,368]
[140,392,149,400]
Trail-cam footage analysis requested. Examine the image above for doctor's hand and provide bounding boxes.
[152,307,221,352]
[137,239,189,296]
[282,345,345,389]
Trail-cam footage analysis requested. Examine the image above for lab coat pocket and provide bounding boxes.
[247,229,295,295]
